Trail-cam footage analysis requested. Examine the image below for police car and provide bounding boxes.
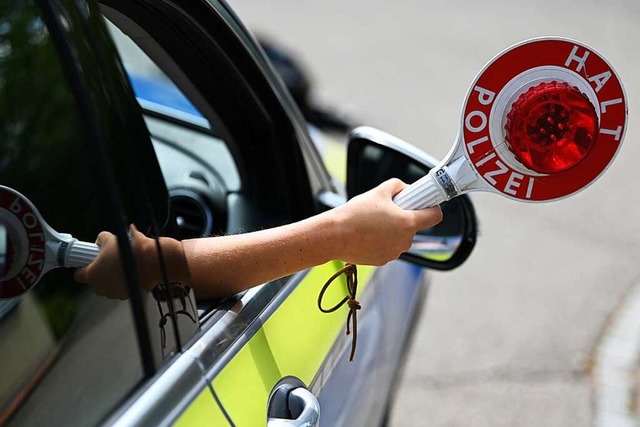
[0,0,477,425]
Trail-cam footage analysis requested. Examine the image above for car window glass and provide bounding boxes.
[0,2,145,425]
[105,20,207,124]
[105,17,241,244]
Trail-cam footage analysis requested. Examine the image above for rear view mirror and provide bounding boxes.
[347,127,477,270]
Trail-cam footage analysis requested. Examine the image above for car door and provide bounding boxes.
[0,0,231,425]
[99,0,480,423]
[97,1,423,425]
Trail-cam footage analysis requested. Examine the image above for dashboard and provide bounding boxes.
[145,114,237,240]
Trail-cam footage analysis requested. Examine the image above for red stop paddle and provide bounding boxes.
[0,185,99,299]
[392,37,627,209]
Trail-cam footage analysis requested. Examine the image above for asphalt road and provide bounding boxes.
[234,1,640,426]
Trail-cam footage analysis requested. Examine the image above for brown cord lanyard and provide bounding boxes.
[317,263,361,362]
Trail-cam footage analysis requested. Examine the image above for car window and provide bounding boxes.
[99,1,317,362]
[106,20,209,126]
[0,1,146,425]
[104,17,241,242]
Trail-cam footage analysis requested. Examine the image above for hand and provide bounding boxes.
[74,230,129,300]
[74,225,186,299]
[332,179,442,265]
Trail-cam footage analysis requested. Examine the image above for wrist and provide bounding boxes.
[317,207,350,263]
[157,237,190,285]
[135,236,189,291]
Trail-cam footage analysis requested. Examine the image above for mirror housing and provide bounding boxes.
[347,127,478,271]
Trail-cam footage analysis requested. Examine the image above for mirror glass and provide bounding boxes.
[348,139,475,268]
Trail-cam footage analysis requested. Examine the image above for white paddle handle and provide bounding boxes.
[393,171,448,210]
[64,240,100,268]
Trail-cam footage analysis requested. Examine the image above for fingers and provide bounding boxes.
[376,178,442,228]
[95,231,114,247]
[376,178,407,197]
[375,179,443,230]
[410,205,443,230]
[77,231,116,284]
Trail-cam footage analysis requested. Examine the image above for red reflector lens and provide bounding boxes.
[504,81,599,174]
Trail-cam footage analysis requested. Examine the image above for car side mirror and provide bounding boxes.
[347,127,478,270]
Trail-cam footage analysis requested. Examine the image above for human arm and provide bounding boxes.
[74,179,442,299]
[184,178,441,298]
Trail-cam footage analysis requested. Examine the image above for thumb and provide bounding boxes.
[377,178,408,197]
[95,231,113,247]
[409,205,443,230]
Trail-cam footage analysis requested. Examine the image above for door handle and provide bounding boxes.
[267,385,320,427]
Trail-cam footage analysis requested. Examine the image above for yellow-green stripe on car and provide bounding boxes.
[211,261,374,425]
[173,388,230,426]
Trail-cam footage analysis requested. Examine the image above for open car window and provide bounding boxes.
[105,17,241,245]
[99,0,317,352]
